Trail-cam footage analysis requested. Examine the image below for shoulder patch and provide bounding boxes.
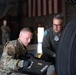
[7,44,15,56]
[44,30,47,36]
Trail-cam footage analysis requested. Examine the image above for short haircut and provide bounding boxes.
[54,14,64,23]
[20,27,32,33]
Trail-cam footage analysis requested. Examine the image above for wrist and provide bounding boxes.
[18,60,24,68]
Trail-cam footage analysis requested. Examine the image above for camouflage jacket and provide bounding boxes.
[1,25,10,35]
[0,38,27,73]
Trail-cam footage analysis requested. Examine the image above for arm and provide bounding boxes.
[1,26,10,33]
[1,43,30,71]
[42,30,56,57]
[6,26,10,33]
[1,26,6,33]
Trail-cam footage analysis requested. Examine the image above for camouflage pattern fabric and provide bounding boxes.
[0,38,28,75]
[1,25,10,45]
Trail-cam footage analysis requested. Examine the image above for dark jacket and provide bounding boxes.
[41,27,60,64]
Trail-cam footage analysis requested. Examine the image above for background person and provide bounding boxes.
[41,14,64,66]
[1,19,10,45]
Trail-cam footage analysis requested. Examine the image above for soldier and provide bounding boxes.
[0,27,33,75]
[41,14,64,66]
[1,19,10,45]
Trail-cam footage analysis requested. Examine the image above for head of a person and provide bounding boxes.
[19,27,33,46]
[3,20,7,26]
[53,14,64,34]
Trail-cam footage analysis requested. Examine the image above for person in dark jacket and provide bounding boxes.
[1,19,10,45]
[41,14,64,65]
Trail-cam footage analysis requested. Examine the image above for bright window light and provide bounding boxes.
[37,27,44,43]
[37,27,44,53]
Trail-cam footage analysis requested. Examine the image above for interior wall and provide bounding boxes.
[65,0,76,24]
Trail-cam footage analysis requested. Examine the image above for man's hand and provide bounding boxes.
[23,60,31,68]
[18,60,31,73]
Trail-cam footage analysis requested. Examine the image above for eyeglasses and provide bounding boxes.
[53,24,62,27]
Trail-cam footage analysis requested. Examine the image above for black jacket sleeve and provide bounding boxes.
[42,32,55,57]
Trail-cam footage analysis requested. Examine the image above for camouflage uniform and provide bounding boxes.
[1,25,10,45]
[0,38,28,75]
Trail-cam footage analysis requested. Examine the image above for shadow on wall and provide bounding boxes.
[10,31,19,40]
